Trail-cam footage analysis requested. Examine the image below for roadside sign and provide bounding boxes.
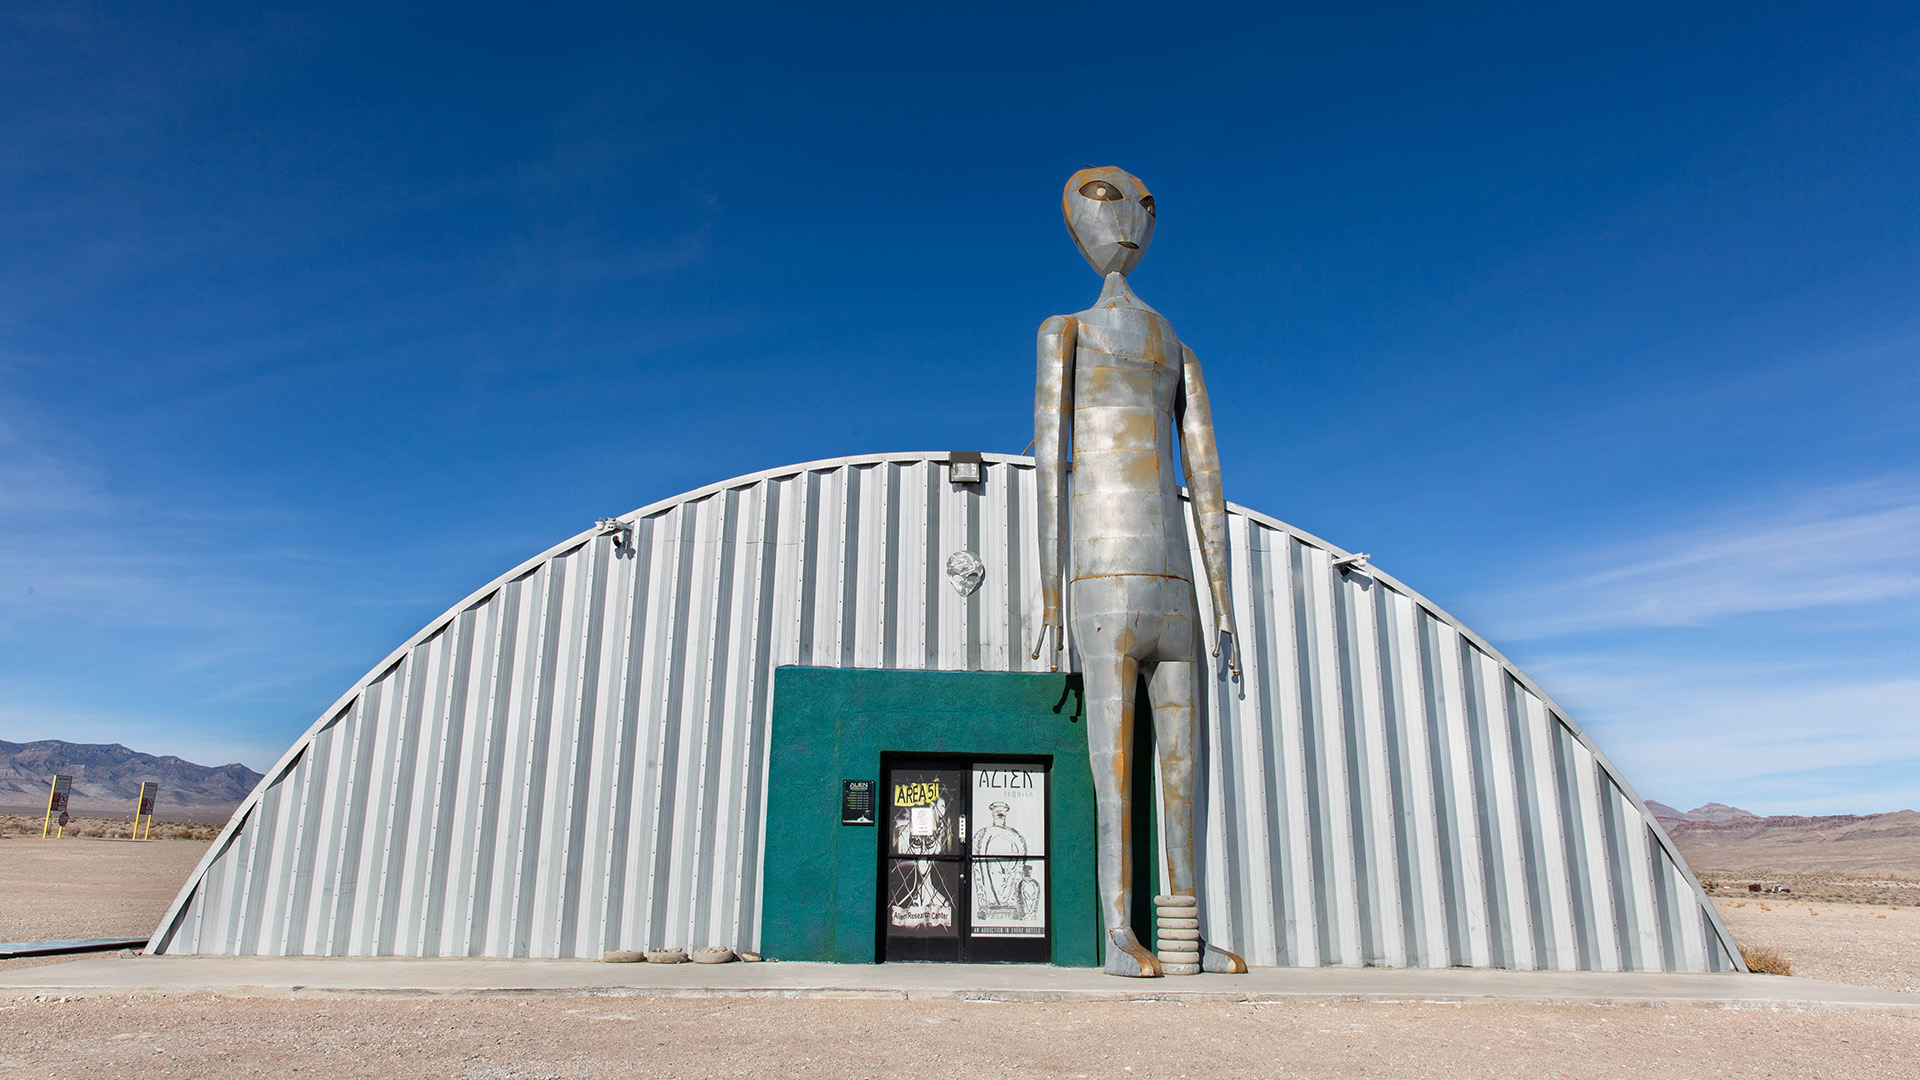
[42,775,74,838]
[132,781,160,840]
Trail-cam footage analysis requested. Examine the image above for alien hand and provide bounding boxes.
[1031,609,1065,671]
[1212,626,1242,679]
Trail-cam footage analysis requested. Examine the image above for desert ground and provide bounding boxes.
[3,994,1916,1080]
[1,832,1916,1078]
[0,812,225,842]
[1712,896,1920,992]
[0,832,212,981]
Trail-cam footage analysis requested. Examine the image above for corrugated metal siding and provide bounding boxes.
[150,452,1740,971]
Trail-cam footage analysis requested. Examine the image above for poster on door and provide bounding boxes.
[886,858,958,936]
[888,770,958,857]
[969,765,1046,937]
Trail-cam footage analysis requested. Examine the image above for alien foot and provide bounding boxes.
[1199,938,1248,974]
[1103,927,1162,978]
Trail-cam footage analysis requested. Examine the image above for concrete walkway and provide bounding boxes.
[4,955,1918,1014]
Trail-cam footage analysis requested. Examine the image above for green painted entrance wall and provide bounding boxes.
[759,666,1103,966]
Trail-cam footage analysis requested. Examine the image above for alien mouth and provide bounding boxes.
[1117,241,1139,250]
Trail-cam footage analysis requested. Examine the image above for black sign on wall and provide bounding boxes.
[841,779,876,826]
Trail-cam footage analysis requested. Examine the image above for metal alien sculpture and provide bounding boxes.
[1032,166,1248,978]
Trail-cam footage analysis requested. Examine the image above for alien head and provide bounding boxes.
[1062,166,1156,277]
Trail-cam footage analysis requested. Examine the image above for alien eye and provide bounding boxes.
[1140,195,1155,217]
[1078,180,1123,201]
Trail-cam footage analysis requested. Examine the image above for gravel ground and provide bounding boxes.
[0,838,211,975]
[1714,898,1920,993]
[4,839,1919,1078]
[0,995,1914,1080]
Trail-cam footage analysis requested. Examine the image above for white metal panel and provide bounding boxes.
[1474,652,1533,970]
[1386,589,1448,967]
[1617,785,1662,968]
[1271,536,1319,966]
[1344,576,1404,966]
[1210,513,1272,961]
[1521,693,1577,969]
[149,452,1739,972]
[1566,733,1621,971]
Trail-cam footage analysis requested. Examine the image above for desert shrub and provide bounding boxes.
[1741,945,1793,976]
[0,814,223,840]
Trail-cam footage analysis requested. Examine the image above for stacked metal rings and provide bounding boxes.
[1154,894,1201,975]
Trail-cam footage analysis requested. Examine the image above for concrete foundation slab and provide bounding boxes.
[2,956,1916,1014]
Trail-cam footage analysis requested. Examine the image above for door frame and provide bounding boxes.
[877,752,1054,964]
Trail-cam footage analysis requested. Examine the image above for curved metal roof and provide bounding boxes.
[149,452,1740,971]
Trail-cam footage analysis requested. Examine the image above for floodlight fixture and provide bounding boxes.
[947,451,984,485]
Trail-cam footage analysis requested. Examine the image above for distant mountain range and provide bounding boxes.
[1649,800,1920,879]
[1645,800,1759,823]
[0,739,262,821]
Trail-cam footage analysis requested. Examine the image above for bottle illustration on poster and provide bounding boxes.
[970,765,1046,937]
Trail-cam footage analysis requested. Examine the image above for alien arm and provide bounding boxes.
[1032,314,1076,667]
[1178,344,1240,674]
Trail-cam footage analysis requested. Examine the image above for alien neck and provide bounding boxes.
[1097,271,1140,306]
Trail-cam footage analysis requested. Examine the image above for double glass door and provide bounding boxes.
[881,760,1050,963]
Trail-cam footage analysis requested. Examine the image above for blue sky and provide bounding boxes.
[2,2,1914,815]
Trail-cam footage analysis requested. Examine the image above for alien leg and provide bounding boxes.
[1148,659,1197,896]
[1148,658,1247,974]
[1080,628,1159,977]
[1147,659,1202,975]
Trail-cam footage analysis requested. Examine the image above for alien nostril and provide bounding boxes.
[1118,241,1139,250]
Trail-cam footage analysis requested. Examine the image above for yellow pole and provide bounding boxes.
[41,777,55,839]
[134,782,155,840]
[131,784,142,840]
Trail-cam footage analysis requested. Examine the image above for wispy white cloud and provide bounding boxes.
[0,402,340,767]
[1476,478,1920,640]
[0,425,108,518]
[0,427,287,631]
[1532,652,1920,815]
[1469,476,1920,815]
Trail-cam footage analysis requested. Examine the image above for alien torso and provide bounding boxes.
[1068,273,1197,586]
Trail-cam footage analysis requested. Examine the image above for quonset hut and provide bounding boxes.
[148,452,1743,972]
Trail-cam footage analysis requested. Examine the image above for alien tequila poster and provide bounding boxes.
[970,764,1046,937]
